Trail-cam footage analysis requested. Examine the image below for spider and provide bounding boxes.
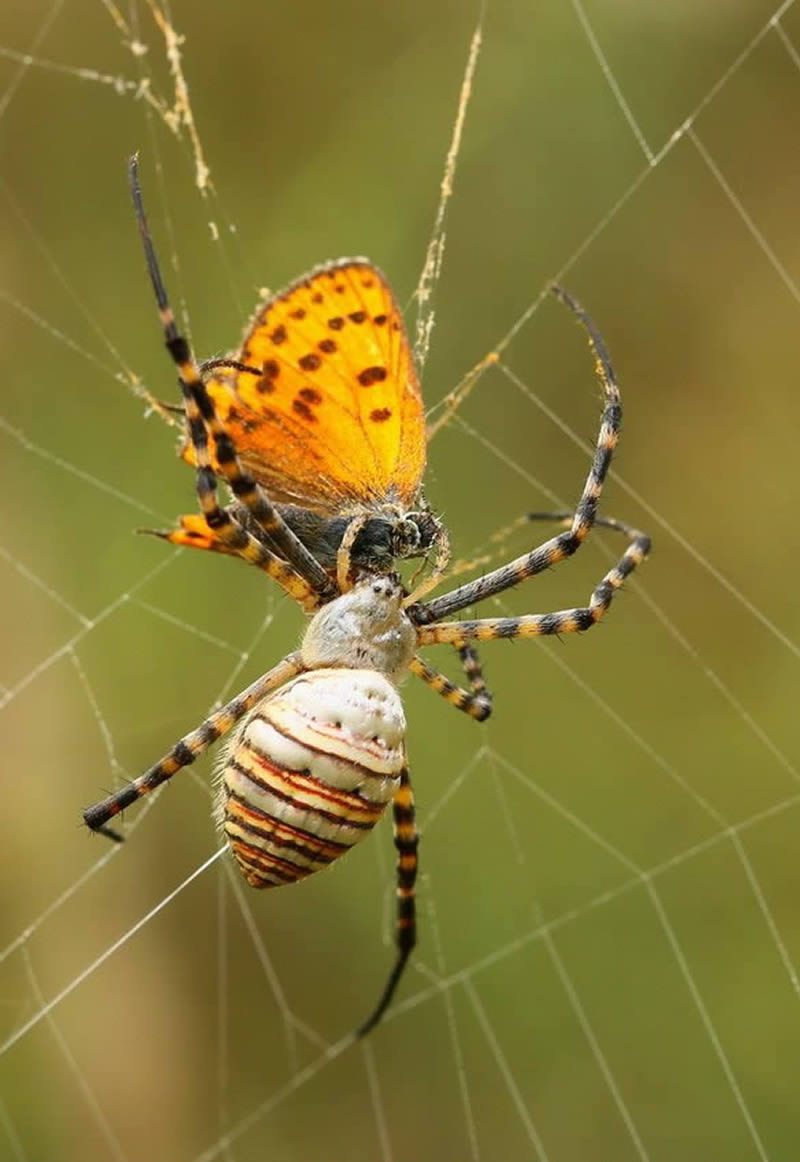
[83,157,651,1037]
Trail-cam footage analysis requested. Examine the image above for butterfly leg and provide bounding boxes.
[404,523,452,606]
[129,156,335,604]
[336,515,370,592]
[83,653,305,840]
[409,643,492,721]
[357,767,418,1037]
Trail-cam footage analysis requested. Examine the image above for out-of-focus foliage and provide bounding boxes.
[1,2,799,1159]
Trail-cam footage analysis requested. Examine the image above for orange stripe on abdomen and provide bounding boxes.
[217,668,407,890]
[245,746,387,824]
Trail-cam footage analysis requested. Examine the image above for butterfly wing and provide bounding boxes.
[184,259,426,516]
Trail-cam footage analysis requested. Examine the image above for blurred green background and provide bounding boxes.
[2,1,800,1159]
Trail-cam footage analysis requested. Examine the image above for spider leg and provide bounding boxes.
[177,389,322,608]
[83,653,305,840]
[416,525,650,646]
[188,375,335,601]
[410,643,492,721]
[140,513,243,558]
[411,285,625,626]
[129,156,336,604]
[357,767,418,1037]
[141,503,321,610]
[457,643,493,714]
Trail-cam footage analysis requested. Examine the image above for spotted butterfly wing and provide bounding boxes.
[181,259,426,517]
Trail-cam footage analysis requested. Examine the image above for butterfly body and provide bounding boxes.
[164,258,444,584]
[239,502,442,575]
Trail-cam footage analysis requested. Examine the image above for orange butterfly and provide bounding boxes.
[157,258,445,587]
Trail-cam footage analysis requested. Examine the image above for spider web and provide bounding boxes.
[1,1,799,1159]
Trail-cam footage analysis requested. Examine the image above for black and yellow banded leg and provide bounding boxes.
[411,285,623,626]
[164,381,319,605]
[357,768,418,1037]
[163,526,320,609]
[416,527,650,646]
[457,643,493,716]
[128,155,334,605]
[160,460,320,609]
[83,653,305,841]
[187,376,335,601]
[410,646,492,721]
[150,446,321,609]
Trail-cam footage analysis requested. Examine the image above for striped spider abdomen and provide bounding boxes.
[218,668,407,888]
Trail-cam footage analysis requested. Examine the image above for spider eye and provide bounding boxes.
[371,577,396,599]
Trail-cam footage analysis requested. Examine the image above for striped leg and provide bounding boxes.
[83,653,304,841]
[458,643,493,716]
[357,768,418,1037]
[409,643,493,721]
[187,374,335,600]
[129,156,335,604]
[174,387,322,609]
[416,526,651,646]
[139,512,249,560]
[411,285,622,626]
[143,371,319,607]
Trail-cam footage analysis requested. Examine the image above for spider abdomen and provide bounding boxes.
[218,668,406,888]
